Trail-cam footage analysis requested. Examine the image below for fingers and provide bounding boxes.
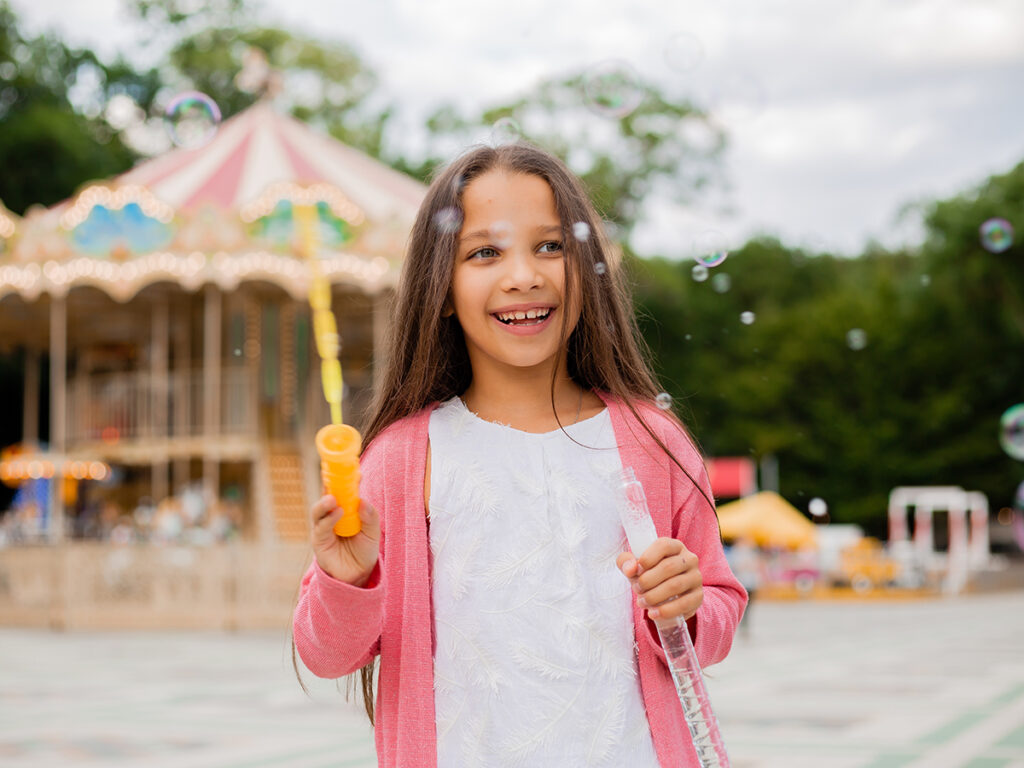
[619,537,704,623]
[356,500,380,543]
[311,494,343,544]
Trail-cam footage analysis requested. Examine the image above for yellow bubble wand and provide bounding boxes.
[294,203,363,538]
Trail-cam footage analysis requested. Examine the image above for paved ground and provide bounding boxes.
[2,590,1023,768]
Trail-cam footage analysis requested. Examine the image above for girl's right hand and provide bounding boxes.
[311,494,381,587]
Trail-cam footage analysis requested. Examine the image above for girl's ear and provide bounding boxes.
[441,298,454,318]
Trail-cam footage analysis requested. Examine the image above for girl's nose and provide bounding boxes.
[501,249,543,291]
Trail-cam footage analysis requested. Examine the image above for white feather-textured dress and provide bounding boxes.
[428,396,660,767]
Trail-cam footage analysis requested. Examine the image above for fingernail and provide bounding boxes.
[648,608,660,618]
[637,596,647,607]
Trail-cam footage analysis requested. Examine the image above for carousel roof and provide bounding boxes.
[0,101,427,302]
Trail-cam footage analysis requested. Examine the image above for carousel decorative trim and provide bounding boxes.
[59,184,175,229]
[239,182,366,227]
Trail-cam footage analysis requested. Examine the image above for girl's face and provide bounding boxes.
[450,170,577,381]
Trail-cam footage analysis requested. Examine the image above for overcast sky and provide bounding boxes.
[11,0,1024,257]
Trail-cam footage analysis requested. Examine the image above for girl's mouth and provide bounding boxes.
[492,307,553,326]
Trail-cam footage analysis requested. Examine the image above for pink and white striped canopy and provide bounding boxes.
[119,101,425,224]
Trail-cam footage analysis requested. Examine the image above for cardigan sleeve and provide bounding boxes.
[635,412,748,669]
[292,435,387,679]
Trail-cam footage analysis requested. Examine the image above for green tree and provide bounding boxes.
[0,1,145,213]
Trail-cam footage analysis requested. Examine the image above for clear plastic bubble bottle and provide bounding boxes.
[619,467,730,768]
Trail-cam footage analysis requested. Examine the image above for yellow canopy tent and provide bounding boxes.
[717,491,818,549]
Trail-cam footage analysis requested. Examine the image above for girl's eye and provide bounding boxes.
[469,247,498,260]
[539,241,563,254]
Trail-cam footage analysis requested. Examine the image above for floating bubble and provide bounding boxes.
[573,221,591,242]
[491,221,514,249]
[808,497,828,518]
[999,404,1024,461]
[655,392,673,410]
[740,311,755,325]
[1015,480,1024,511]
[583,61,645,119]
[711,273,731,293]
[694,230,729,267]
[691,264,709,282]
[490,116,522,146]
[434,207,462,234]
[920,274,932,287]
[664,32,705,72]
[846,328,868,351]
[980,218,1014,253]
[594,261,607,275]
[164,91,221,148]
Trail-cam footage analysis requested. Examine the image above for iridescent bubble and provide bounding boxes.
[711,273,731,294]
[808,497,828,518]
[164,91,221,148]
[434,207,462,234]
[594,261,607,275]
[655,392,673,410]
[573,221,591,242]
[490,116,522,146]
[582,61,645,119]
[920,274,932,287]
[690,264,709,283]
[980,218,1014,253]
[999,404,1024,461]
[694,230,729,268]
[740,311,755,325]
[846,328,868,351]
[1014,480,1024,511]
[664,32,705,72]
[491,221,514,248]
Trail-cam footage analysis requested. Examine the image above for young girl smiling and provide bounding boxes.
[293,143,747,767]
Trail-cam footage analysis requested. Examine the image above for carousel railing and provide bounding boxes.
[68,364,257,444]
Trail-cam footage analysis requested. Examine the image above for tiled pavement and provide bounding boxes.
[2,590,1023,767]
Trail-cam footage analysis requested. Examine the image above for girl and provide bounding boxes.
[293,143,747,767]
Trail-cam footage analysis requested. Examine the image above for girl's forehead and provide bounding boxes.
[460,170,558,219]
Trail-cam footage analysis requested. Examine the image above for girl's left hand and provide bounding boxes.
[617,538,703,629]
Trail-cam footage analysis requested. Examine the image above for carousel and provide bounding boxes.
[0,100,425,549]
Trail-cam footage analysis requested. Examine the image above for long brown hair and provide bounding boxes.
[342,142,714,724]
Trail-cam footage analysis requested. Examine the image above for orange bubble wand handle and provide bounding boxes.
[295,203,361,537]
[316,424,362,537]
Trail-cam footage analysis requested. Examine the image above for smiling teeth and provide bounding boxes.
[496,308,551,322]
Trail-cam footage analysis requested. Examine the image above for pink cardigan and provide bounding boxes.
[293,393,747,767]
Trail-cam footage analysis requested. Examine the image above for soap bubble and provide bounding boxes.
[572,221,591,242]
[491,221,514,249]
[920,274,932,287]
[664,32,705,72]
[594,261,607,275]
[980,218,1014,253]
[711,273,731,293]
[1014,480,1024,511]
[694,230,729,267]
[740,311,755,325]
[434,207,462,234]
[999,404,1024,461]
[691,264,709,282]
[490,116,522,146]
[583,61,645,119]
[164,91,221,148]
[655,392,673,410]
[808,497,828,518]
[846,328,868,351]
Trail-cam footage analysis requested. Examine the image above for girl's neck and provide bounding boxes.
[461,368,587,434]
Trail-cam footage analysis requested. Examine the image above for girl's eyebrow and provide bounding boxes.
[459,224,562,244]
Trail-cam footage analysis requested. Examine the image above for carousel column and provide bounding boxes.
[48,295,67,542]
[151,294,169,504]
[23,345,40,449]
[202,285,222,507]
[371,289,391,387]
[172,299,190,493]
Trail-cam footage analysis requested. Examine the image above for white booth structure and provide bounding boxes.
[888,486,990,594]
